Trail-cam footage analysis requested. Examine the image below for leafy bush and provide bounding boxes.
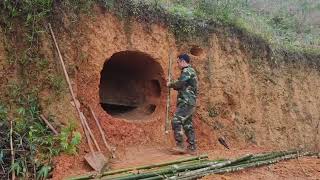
[0,96,81,179]
[59,123,82,155]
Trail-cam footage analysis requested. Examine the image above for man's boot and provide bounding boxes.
[171,143,186,154]
[187,144,197,155]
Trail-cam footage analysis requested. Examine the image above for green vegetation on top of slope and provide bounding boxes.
[102,0,319,54]
[1,0,319,54]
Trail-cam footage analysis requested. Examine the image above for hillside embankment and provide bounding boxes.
[1,3,319,179]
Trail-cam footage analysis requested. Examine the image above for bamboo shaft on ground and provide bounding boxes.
[238,150,297,164]
[177,152,312,180]
[169,154,253,179]
[113,151,311,180]
[109,159,223,180]
[67,151,315,180]
[102,154,208,176]
[67,155,208,180]
[10,119,15,180]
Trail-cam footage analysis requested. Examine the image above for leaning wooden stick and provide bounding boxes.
[10,119,15,180]
[89,106,115,158]
[48,23,87,138]
[40,115,59,135]
[49,23,107,172]
[80,112,101,152]
[165,48,173,133]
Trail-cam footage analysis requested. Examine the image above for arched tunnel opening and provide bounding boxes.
[99,51,164,120]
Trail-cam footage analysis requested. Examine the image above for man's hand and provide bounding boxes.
[166,82,171,87]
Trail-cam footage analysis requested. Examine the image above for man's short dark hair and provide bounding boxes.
[178,53,190,63]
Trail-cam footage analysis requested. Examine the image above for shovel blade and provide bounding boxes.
[84,152,108,171]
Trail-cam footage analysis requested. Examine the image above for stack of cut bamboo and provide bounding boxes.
[67,150,315,180]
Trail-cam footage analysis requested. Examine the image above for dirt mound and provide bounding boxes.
[42,6,320,179]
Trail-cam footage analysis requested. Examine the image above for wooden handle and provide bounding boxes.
[48,23,83,127]
[90,107,115,157]
[80,113,96,154]
[48,23,93,152]
[10,119,15,180]
[40,115,59,135]
[165,49,173,133]
[81,112,101,152]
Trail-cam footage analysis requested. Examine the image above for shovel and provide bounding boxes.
[82,114,108,172]
[48,23,107,172]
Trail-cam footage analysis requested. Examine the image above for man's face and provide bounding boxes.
[177,59,185,69]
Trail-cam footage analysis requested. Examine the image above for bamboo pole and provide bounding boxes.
[108,159,224,180]
[89,106,114,157]
[136,175,166,180]
[110,152,312,180]
[67,155,208,180]
[100,154,208,175]
[67,151,315,180]
[68,160,209,180]
[165,47,173,133]
[97,172,134,180]
[40,114,59,135]
[238,150,297,165]
[114,151,310,180]
[169,154,253,179]
[176,152,312,180]
[252,150,297,158]
[10,119,15,180]
[48,23,88,142]
[48,23,108,171]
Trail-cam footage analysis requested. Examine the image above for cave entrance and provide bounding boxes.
[99,51,164,120]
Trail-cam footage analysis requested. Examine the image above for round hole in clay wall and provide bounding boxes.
[99,51,164,121]
[190,46,203,56]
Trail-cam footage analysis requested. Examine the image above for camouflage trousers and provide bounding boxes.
[172,103,196,149]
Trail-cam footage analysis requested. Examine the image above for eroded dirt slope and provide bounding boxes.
[33,6,320,179]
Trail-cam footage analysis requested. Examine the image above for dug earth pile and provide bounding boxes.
[5,5,319,179]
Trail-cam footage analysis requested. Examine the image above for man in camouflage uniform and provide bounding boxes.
[167,53,198,154]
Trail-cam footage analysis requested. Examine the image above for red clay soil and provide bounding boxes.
[48,10,320,179]
[52,114,218,179]
[52,113,320,179]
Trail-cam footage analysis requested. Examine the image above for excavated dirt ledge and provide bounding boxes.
[1,4,319,179]
[43,5,320,177]
[43,7,320,177]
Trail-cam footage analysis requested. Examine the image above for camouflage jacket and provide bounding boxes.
[169,65,198,106]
